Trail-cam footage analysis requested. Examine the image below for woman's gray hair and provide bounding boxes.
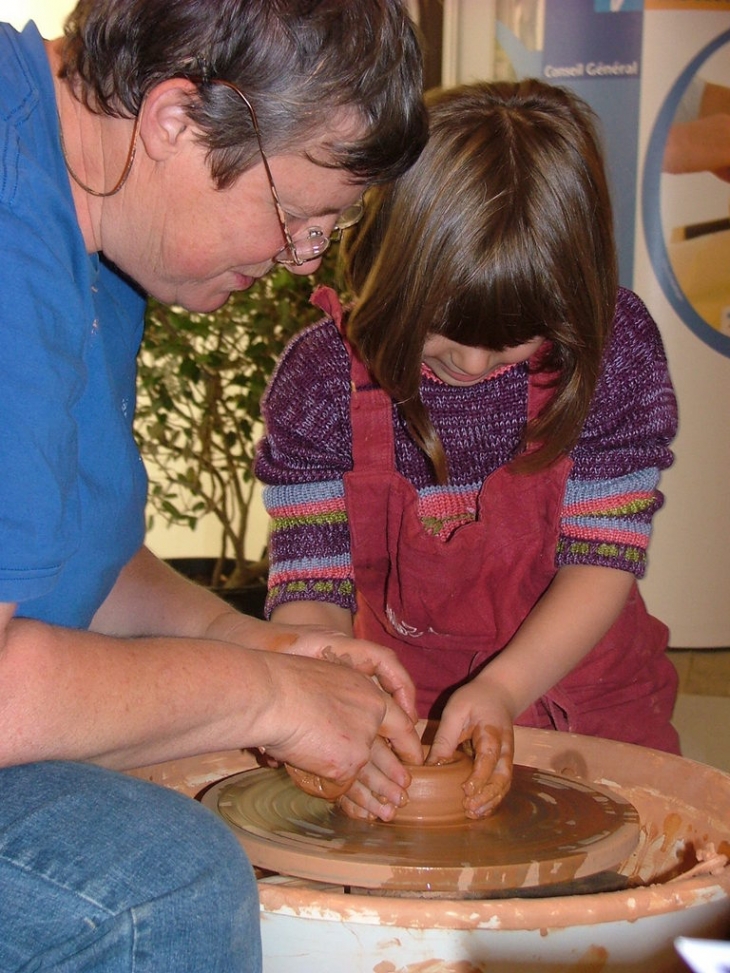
[60,0,428,187]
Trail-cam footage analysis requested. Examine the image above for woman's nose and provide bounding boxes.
[287,256,323,276]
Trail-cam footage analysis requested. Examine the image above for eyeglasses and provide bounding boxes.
[208,79,364,266]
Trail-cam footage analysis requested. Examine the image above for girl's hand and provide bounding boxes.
[425,682,515,819]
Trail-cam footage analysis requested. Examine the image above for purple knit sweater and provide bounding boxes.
[255,287,677,616]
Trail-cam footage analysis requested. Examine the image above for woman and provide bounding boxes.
[0,2,427,969]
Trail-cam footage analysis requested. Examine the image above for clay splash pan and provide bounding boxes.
[202,763,640,896]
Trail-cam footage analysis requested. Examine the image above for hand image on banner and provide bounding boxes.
[643,27,730,355]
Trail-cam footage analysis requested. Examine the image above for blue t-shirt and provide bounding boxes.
[0,22,147,627]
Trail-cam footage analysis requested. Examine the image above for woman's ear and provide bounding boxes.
[138,78,200,161]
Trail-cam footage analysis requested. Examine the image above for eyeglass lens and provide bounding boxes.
[274,198,364,266]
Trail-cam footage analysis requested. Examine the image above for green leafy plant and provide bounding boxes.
[135,251,345,589]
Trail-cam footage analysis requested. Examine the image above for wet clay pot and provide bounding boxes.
[394,745,472,826]
[129,727,730,973]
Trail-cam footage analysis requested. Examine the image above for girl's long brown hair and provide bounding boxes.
[344,79,618,482]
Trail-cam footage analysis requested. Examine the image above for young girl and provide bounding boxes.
[255,80,680,821]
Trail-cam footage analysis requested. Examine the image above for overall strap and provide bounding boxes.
[526,343,559,422]
[524,343,563,468]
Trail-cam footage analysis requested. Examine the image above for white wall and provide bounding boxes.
[0,0,70,34]
[442,0,496,86]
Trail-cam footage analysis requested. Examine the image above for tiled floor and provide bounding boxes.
[669,648,730,697]
[668,648,730,773]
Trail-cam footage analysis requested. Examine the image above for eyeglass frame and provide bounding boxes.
[193,78,364,266]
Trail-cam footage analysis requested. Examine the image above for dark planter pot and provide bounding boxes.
[166,557,267,620]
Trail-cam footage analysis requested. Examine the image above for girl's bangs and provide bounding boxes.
[434,256,558,350]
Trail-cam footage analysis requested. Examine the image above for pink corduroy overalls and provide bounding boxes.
[315,287,679,753]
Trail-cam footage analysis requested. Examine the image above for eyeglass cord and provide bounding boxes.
[57,107,142,198]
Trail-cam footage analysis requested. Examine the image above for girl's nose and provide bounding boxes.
[450,347,495,377]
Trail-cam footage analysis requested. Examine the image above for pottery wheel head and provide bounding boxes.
[202,763,640,895]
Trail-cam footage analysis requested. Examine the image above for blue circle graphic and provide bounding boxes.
[642,28,730,357]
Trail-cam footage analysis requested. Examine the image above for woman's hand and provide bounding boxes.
[333,733,421,821]
[274,624,424,820]
[280,640,423,816]
[273,624,420,727]
[204,603,422,815]
[247,644,422,791]
[246,621,423,808]
[221,601,420,727]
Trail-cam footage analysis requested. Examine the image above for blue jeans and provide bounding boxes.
[0,761,261,972]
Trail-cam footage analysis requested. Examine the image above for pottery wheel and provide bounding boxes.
[202,764,639,895]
